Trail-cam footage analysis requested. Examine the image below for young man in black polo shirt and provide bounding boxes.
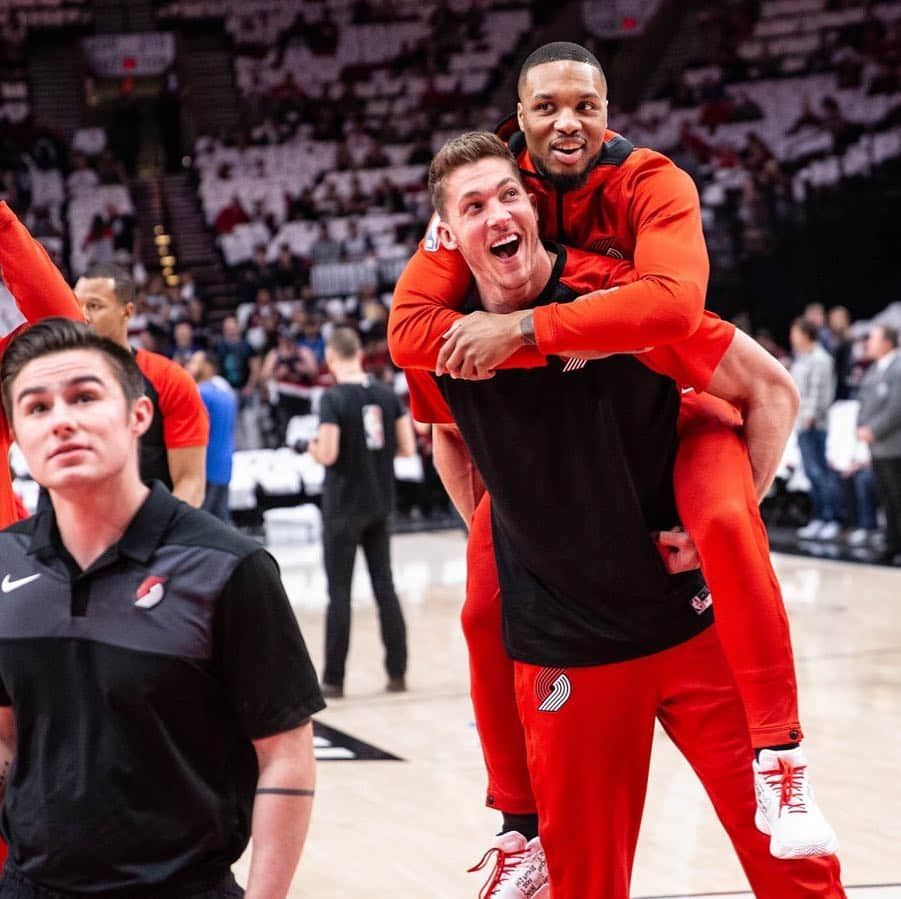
[309,326,415,698]
[0,318,324,898]
[422,135,844,898]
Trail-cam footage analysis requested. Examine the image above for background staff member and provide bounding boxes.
[857,324,901,563]
[309,327,414,698]
[75,263,209,506]
[0,318,323,898]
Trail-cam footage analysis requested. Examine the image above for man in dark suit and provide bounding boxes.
[857,324,901,563]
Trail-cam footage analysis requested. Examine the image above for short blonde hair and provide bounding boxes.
[427,131,519,218]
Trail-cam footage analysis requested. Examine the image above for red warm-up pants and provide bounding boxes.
[515,629,844,898]
[459,397,838,892]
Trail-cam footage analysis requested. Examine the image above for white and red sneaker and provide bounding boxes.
[753,747,839,858]
[467,831,549,899]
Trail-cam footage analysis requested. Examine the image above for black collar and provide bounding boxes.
[27,481,182,568]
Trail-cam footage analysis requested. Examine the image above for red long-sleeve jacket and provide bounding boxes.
[0,201,83,526]
[387,127,709,371]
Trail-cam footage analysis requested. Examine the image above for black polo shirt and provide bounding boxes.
[0,483,325,896]
[435,248,711,668]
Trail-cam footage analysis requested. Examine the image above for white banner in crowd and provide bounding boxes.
[82,33,176,78]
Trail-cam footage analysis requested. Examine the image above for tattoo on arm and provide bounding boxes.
[255,787,315,797]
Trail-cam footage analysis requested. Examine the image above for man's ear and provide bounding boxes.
[528,192,538,215]
[516,101,525,132]
[437,221,458,251]
[131,395,154,438]
[123,302,135,324]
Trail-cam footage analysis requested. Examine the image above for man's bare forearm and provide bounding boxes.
[246,724,316,899]
[431,424,485,526]
[744,386,798,501]
[706,330,799,502]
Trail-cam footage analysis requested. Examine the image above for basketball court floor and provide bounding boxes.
[234,529,901,898]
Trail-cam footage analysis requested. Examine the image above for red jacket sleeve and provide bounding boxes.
[387,217,475,370]
[532,156,708,355]
[0,201,83,324]
[404,369,454,424]
[137,351,210,448]
[640,311,736,391]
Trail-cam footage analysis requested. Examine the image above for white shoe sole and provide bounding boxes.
[755,809,839,858]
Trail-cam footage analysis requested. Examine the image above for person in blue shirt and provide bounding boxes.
[188,350,238,522]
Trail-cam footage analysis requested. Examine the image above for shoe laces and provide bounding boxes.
[761,758,809,815]
[468,845,527,899]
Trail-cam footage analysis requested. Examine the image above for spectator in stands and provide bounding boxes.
[273,241,308,298]
[317,182,344,218]
[241,244,276,302]
[819,95,861,154]
[844,463,880,549]
[407,137,433,165]
[297,315,326,366]
[857,325,901,564]
[827,305,855,400]
[82,213,115,267]
[67,152,99,196]
[790,317,843,540]
[27,206,61,242]
[363,140,391,169]
[107,202,137,260]
[171,321,199,367]
[287,187,317,221]
[341,219,374,262]
[372,175,406,213]
[188,350,238,523]
[787,98,822,135]
[804,302,831,347]
[215,315,261,450]
[309,326,414,698]
[260,326,319,442]
[347,176,372,217]
[216,315,259,395]
[868,59,900,96]
[755,330,792,368]
[248,198,275,238]
[214,194,250,236]
[96,149,125,186]
[308,222,342,264]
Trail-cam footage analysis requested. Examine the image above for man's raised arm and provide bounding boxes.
[527,160,707,357]
[0,201,82,323]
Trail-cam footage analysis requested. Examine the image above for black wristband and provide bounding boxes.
[520,313,537,347]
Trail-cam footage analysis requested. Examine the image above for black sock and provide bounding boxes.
[500,813,539,841]
[755,742,800,761]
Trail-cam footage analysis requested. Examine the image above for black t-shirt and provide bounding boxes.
[318,378,405,518]
[215,339,255,391]
[435,253,711,668]
[0,483,324,895]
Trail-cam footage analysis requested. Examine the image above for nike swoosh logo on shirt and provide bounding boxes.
[1,573,41,593]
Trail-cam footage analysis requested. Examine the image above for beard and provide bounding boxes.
[533,148,604,191]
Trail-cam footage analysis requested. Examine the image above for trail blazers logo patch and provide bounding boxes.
[691,586,713,614]
[135,576,167,609]
[536,667,572,712]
